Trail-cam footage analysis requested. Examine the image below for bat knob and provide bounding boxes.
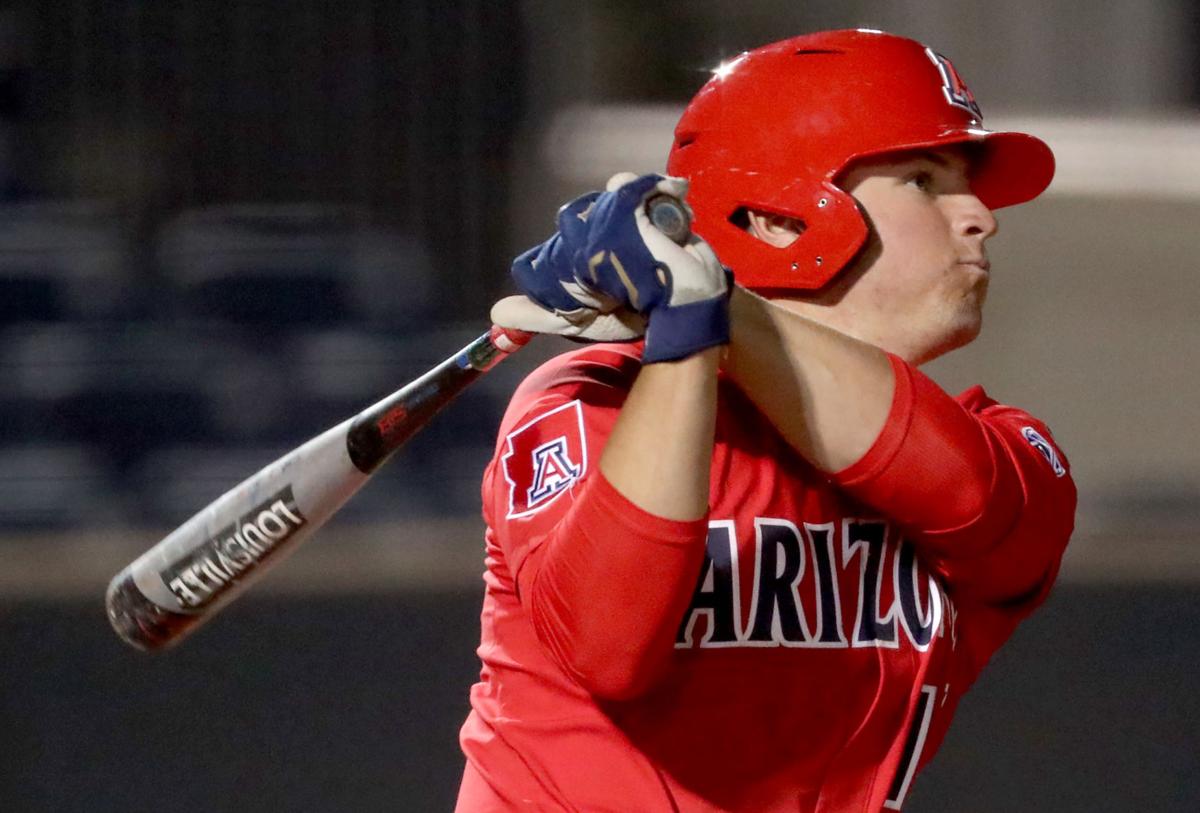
[645,194,691,245]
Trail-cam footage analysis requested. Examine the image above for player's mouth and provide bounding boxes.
[958,258,991,275]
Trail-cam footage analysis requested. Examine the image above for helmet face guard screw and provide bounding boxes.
[818,198,828,208]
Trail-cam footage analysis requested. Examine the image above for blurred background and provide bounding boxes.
[0,1,1197,810]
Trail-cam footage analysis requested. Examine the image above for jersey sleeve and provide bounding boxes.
[481,346,710,700]
[832,354,1076,606]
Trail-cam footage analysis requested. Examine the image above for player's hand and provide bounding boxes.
[490,293,646,342]
[496,190,648,340]
[581,172,729,362]
[494,189,646,342]
[494,173,731,363]
[507,190,610,319]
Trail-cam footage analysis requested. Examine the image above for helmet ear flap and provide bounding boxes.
[687,174,869,291]
[769,181,870,291]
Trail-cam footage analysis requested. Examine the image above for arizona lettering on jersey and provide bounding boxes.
[676,518,949,653]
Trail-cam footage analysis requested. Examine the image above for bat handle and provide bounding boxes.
[459,325,534,371]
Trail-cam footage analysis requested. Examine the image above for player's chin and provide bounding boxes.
[954,285,987,338]
[940,304,985,353]
[912,313,980,365]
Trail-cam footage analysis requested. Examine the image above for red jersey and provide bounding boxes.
[457,342,1075,812]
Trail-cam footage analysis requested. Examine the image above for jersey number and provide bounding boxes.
[884,684,938,810]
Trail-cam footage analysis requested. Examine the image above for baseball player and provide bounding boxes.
[457,29,1076,811]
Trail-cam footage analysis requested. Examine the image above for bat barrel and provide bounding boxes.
[107,569,201,651]
[105,435,356,651]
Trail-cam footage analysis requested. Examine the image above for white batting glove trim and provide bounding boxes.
[491,295,645,342]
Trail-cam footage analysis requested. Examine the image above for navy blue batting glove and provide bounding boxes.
[509,191,601,316]
[582,173,730,363]
[500,173,730,361]
[497,190,647,342]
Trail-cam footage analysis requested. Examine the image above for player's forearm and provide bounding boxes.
[599,346,720,520]
[724,285,894,473]
[724,287,1003,539]
[522,470,709,700]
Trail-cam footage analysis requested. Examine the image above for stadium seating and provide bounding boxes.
[156,204,438,331]
[0,443,124,528]
[2,322,230,469]
[0,200,138,325]
[0,202,489,528]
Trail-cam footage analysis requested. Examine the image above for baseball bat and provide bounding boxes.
[105,326,532,651]
[107,194,691,652]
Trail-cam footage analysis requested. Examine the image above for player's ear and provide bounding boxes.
[745,210,803,248]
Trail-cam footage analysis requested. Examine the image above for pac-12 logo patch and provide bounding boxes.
[1021,426,1066,477]
[925,47,983,121]
[502,400,588,518]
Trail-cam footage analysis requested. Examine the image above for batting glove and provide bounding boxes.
[495,191,647,342]
[492,173,730,362]
[581,172,730,363]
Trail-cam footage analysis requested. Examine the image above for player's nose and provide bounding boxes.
[956,193,998,240]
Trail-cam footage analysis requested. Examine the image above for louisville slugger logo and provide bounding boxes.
[164,487,307,610]
[501,401,588,518]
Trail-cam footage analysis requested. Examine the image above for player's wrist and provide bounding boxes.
[642,290,731,364]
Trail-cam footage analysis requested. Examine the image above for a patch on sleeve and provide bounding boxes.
[1021,426,1066,477]
[501,400,589,519]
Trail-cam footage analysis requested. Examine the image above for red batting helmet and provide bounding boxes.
[666,29,1055,292]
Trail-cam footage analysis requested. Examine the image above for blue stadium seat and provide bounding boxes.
[157,205,437,331]
[0,444,125,528]
[0,200,137,325]
[1,323,242,467]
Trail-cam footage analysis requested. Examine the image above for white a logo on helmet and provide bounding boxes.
[925,48,983,121]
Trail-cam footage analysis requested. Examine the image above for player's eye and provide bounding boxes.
[906,170,935,193]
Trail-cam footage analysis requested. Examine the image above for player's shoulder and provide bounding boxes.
[498,342,641,431]
[954,383,998,413]
[956,384,1072,477]
[513,342,643,402]
[956,384,1054,428]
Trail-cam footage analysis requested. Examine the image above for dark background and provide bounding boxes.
[3,586,1198,811]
